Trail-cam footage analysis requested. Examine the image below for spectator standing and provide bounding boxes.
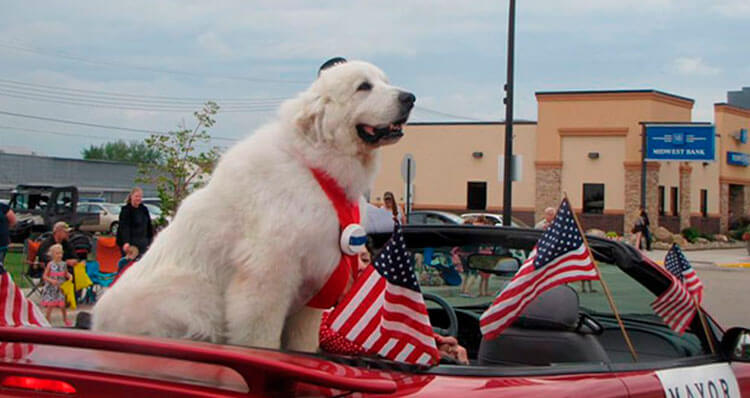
[0,201,16,267]
[381,191,406,225]
[640,208,652,251]
[535,207,556,230]
[116,187,154,256]
[631,209,646,250]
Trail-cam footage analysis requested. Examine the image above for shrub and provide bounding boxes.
[681,227,701,243]
[729,229,745,241]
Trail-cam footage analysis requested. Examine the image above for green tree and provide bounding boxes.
[82,140,161,164]
[137,102,222,217]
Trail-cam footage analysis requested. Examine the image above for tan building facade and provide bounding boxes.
[715,103,750,232]
[373,90,749,234]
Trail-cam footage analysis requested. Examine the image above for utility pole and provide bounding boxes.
[502,0,516,226]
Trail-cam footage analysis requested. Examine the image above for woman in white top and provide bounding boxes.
[381,191,406,224]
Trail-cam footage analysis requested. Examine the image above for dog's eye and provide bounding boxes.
[357,81,372,91]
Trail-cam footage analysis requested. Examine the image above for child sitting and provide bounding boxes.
[112,245,139,285]
[117,245,139,273]
[41,244,73,326]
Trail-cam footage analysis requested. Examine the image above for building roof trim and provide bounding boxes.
[407,120,537,126]
[715,103,750,118]
[535,89,694,107]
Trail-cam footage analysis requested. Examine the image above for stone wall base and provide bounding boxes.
[689,216,721,235]
[659,215,681,234]
[576,213,624,234]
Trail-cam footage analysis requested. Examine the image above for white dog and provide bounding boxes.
[92,59,415,352]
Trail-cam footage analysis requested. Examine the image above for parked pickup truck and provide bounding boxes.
[7,185,95,241]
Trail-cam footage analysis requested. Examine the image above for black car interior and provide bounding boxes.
[371,225,715,367]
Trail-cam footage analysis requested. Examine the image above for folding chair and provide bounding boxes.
[23,239,45,298]
[81,236,120,304]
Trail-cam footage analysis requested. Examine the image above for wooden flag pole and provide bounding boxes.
[693,296,716,354]
[564,193,639,362]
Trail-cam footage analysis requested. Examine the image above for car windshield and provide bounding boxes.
[10,192,49,211]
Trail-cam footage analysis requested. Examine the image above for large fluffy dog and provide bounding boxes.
[92,60,415,352]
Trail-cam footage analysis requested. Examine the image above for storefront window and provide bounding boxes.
[582,183,604,214]
[658,186,665,216]
[670,187,679,216]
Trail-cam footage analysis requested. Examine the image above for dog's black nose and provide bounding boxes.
[399,91,416,107]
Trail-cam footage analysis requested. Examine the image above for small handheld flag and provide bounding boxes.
[323,223,439,366]
[664,243,703,304]
[651,244,703,335]
[479,198,598,340]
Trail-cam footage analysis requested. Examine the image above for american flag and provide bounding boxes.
[480,198,598,340]
[323,223,439,366]
[0,264,49,328]
[650,244,700,335]
[665,243,703,303]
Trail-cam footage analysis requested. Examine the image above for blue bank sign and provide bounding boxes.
[645,124,715,162]
[727,151,750,167]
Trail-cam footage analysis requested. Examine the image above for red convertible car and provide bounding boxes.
[1,225,749,397]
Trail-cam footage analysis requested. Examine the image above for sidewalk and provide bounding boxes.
[641,248,750,269]
[21,287,92,327]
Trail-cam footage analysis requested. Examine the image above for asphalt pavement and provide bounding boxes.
[642,247,750,328]
[642,247,750,269]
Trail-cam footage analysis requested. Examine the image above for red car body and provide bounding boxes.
[1,227,749,397]
[1,325,748,396]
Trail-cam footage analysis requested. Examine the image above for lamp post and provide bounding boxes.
[502,0,516,226]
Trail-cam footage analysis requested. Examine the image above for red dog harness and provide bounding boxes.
[306,168,364,309]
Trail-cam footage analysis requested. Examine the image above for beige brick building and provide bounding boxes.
[372,90,750,235]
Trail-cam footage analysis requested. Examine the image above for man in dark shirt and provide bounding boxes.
[37,221,77,267]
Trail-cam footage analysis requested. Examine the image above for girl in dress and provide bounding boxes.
[41,244,73,326]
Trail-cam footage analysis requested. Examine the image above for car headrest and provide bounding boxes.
[514,285,579,330]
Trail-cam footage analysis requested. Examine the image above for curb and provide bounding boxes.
[716,263,750,268]
[651,260,750,269]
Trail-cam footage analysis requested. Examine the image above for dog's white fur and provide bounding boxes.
[92,61,412,352]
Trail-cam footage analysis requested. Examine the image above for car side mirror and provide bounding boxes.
[467,254,520,276]
[720,327,750,361]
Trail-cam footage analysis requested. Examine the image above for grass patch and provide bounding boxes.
[3,252,30,288]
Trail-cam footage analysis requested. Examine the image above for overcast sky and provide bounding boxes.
[1,0,748,158]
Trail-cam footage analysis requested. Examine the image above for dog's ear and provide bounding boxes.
[294,94,328,141]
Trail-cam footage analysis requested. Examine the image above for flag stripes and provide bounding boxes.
[0,272,49,327]
[325,223,439,365]
[480,246,597,339]
[479,198,599,340]
[651,272,697,335]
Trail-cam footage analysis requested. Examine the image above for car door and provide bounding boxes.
[76,204,100,231]
[584,253,747,398]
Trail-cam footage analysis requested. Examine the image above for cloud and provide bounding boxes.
[196,32,234,58]
[672,57,721,76]
[711,0,750,18]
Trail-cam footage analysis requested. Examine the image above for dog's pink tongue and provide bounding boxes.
[363,125,375,134]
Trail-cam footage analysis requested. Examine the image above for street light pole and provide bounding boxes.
[502,0,516,226]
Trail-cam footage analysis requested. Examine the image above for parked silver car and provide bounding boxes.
[76,202,121,234]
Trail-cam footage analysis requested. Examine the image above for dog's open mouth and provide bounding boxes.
[356,117,408,144]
